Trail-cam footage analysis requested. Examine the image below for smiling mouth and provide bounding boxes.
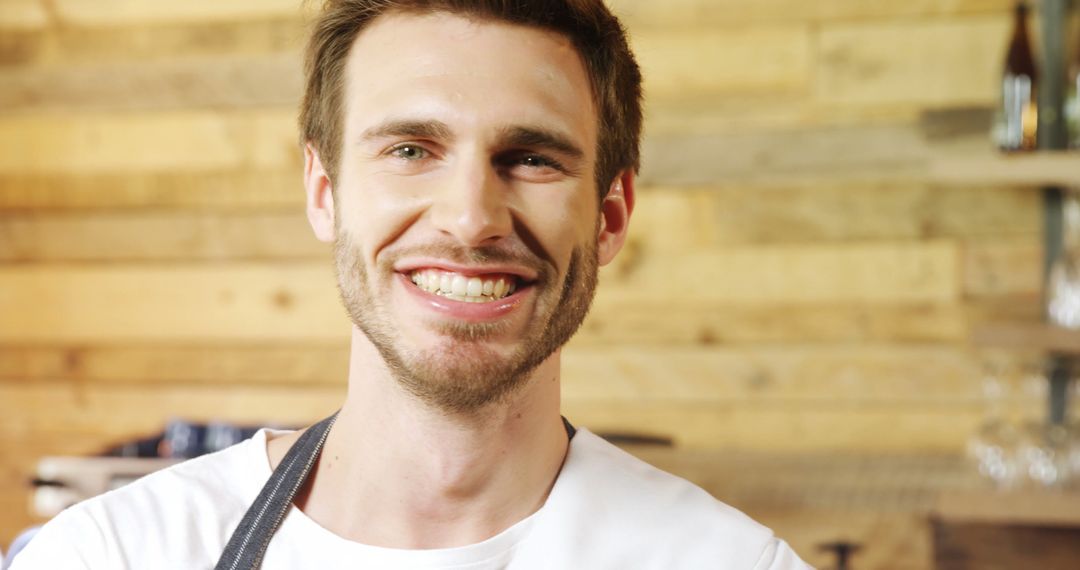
[408,269,522,303]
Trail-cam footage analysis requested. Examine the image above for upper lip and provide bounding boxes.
[394,260,539,282]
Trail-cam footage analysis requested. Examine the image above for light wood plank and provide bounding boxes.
[936,491,1080,526]
[0,383,981,452]
[0,112,984,183]
[578,302,972,344]
[961,238,1041,298]
[29,0,1018,30]
[0,170,301,211]
[51,0,311,27]
[0,54,302,113]
[0,244,959,341]
[0,383,342,440]
[0,343,987,404]
[973,322,1080,355]
[632,27,811,100]
[0,109,299,174]
[931,152,1080,188]
[562,401,982,452]
[631,185,1038,251]
[560,345,984,404]
[1,19,306,67]
[0,211,324,262]
[0,0,47,31]
[0,344,350,386]
[0,262,348,342]
[816,16,1009,108]
[638,123,934,186]
[599,240,960,305]
[608,0,1013,28]
[0,185,1037,259]
[0,303,973,386]
[641,109,992,183]
[2,29,808,110]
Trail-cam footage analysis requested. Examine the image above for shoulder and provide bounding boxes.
[523,428,810,568]
[564,429,770,539]
[85,428,267,529]
[11,429,280,570]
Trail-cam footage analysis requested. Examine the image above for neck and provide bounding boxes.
[298,327,568,549]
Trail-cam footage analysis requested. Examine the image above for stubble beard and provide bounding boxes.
[333,233,599,416]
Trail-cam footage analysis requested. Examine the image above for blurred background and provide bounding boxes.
[2,0,1080,568]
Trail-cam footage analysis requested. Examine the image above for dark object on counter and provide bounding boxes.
[595,431,674,447]
[816,540,860,570]
[101,420,271,459]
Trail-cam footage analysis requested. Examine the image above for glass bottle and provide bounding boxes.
[993,1,1039,151]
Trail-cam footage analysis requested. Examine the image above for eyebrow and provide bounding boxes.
[360,119,454,143]
[358,119,585,160]
[496,125,585,160]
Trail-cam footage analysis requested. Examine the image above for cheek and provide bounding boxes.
[336,173,430,258]
[519,188,597,261]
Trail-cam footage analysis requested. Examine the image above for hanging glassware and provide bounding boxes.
[968,360,1021,488]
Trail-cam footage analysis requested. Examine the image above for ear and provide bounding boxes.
[304,143,336,243]
[597,170,634,267]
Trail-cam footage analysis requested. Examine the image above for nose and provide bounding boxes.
[429,156,512,247]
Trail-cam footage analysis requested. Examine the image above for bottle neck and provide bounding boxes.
[1007,3,1036,77]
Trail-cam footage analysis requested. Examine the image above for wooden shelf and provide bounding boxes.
[935,490,1080,527]
[972,322,1080,356]
[930,151,1080,187]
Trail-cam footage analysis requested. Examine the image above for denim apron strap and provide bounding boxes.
[214,412,339,570]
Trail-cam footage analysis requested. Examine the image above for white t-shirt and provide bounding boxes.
[12,427,810,569]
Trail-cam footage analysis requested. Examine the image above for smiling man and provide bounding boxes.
[12,1,808,569]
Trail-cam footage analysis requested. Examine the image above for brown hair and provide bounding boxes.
[299,0,642,197]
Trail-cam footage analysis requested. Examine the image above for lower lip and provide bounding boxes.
[396,273,531,322]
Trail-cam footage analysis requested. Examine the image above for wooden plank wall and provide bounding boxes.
[0,0,1057,566]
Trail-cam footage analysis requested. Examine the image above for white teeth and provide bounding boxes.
[451,275,468,296]
[408,269,521,302]
[466,277,483,297]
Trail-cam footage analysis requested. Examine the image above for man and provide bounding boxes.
[14,1,808,568]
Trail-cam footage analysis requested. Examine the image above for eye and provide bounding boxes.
[518,154,562,170]
[496,152,565,173]
[388,144,428,161]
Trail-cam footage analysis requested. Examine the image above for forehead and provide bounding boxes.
[341,11,597,149]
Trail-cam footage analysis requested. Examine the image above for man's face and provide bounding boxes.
[320,12,611,413]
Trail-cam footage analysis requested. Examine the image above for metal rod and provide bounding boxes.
[1038,0,1068,150]
[1048,355,1070,424]
[1039,0,1072,425]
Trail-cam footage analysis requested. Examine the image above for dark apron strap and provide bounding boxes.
[561,416,577,439]
[215,412,339,570]
[215,413,574,570]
